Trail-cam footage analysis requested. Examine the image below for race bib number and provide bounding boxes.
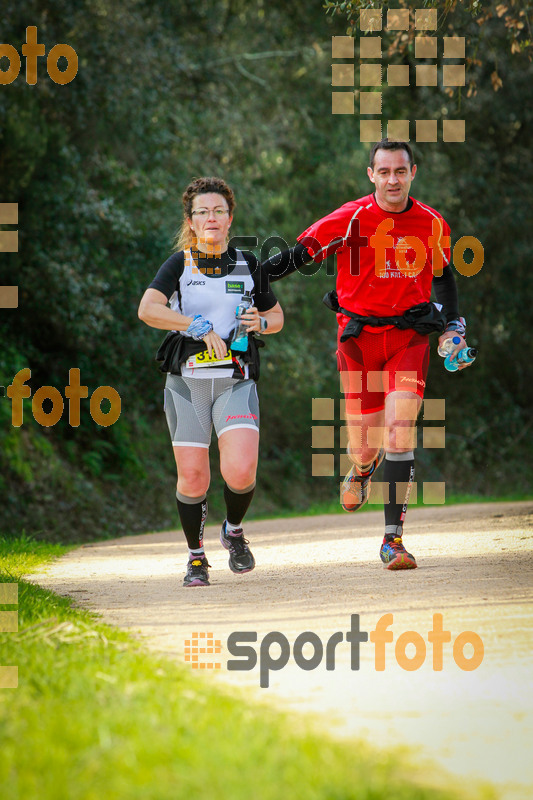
[186,350,233,369]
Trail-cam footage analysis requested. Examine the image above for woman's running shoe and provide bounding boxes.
[220,522,255,574]
[183,556,211,587]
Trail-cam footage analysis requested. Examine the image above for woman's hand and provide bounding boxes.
[202,331,228,359]
[238,303,284,334]
[238,305,263,333]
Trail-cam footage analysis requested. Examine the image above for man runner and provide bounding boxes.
[262,139,471,570]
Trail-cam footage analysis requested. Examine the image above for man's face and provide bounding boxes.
[367,148,417,212]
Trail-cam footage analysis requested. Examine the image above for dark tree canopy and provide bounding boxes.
[0,0,531,542]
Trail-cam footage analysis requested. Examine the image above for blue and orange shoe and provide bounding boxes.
[380,537,417,570]
[340,449,385,512]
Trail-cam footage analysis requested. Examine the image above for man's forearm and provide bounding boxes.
[433,264,459,322]
[261,242,313,281]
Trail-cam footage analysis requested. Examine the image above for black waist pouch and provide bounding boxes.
[323,290,447,342]
[155,331,264,380]
[400,303,447,335]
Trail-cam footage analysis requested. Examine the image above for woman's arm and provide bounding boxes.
[138,288,193,331]
[138,288,227,358]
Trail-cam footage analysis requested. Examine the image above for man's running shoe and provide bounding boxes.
[380,537,417,570]
[340,448,385,512]
[220,522,255,574]
[183,556,211,587]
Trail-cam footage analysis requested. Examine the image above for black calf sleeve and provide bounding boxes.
[383,452,415,536]
[176,491,208,550]
[224,482,256,526]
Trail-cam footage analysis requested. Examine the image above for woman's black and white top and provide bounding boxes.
[149,247,277,378]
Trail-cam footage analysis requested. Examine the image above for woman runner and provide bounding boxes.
[139,177,283,586]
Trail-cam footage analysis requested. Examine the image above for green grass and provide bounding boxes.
[0,536,497,800]
[0,532,71,576]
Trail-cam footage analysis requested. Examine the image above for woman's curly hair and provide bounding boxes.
[174,176,236,252]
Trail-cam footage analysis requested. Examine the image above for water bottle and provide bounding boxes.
[438,335,478,371]
[437,335,461,358]
[444,346,478,372]
[230,291,253,352]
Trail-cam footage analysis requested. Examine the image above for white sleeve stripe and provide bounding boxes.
[413,200,451,266]
[307,236,344,260]
[325,204,367,255]
[303,205,366,260]
[343,205,365,245]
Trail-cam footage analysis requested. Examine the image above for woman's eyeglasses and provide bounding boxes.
[191,208,229,218]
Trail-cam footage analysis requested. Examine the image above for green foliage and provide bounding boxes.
[0,0,531,543]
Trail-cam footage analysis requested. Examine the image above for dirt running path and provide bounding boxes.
[33,502,533,798]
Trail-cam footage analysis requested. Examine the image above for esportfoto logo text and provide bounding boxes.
[185,613,484,687]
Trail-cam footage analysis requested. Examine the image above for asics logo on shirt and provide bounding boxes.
[186,280,206,286]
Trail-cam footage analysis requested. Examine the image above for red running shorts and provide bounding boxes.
[337,327,430,415]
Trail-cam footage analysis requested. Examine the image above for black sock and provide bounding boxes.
[383,453,415,541]
[224,482,255,526]
[176,492,208,551]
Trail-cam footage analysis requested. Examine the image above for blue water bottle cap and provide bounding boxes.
[452,335,461,344]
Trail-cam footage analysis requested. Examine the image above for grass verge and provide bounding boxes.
[0,537,496,800]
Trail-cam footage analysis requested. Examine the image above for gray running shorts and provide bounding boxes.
[164,374,260,448]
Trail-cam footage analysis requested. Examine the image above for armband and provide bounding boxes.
[259,317,268,332]
[186,314,213,340]
[444,316,466,337]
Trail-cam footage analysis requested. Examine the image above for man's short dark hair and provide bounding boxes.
[369,139,414,169]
